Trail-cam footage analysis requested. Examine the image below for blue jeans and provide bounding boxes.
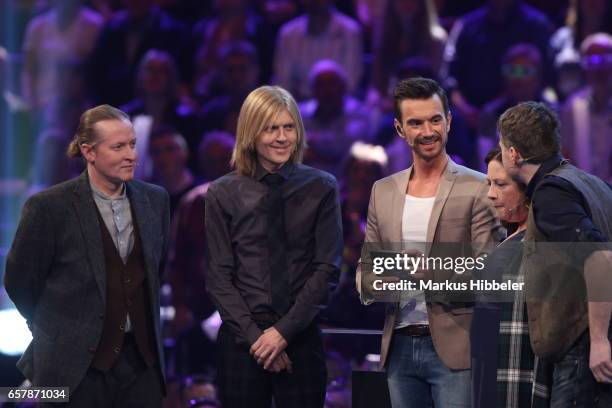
[551,331,612,408]
[386,334,471,408]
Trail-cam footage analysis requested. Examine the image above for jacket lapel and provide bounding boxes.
[390,168,411,243]
[425,159,459,252]
[72,172,106,304]
[126,182,157,298]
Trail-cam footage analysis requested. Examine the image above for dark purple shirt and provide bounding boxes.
[204,162,343,345]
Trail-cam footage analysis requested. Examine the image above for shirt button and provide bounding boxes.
[114,347,120,354]
[119,324,125,331]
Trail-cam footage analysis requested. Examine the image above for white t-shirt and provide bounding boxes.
[395,194,435,329]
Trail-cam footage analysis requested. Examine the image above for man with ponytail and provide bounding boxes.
[5,104,169,406]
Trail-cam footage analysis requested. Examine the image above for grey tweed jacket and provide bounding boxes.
[4,171,170,392]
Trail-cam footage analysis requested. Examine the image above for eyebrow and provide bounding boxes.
[267,122,295,127]
[405,114,443,123]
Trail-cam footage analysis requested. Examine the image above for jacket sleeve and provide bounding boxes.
[4,194,55,321]
[356,181,383,305]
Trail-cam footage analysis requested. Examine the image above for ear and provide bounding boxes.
[80,143,96,164]
[446,111,452,133]
[393,118,405,139]
[508,146,521,165]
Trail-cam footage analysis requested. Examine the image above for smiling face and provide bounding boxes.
[486,159,527,223]
[255,109,297,172]
[394,95,450,162]
[82,119,137,186]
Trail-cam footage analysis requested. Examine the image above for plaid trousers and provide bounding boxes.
[216,323,327,408]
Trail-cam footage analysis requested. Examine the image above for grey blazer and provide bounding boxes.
[356,159,502,369]
[4,171,170,391]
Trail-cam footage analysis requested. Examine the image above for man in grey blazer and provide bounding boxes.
[4,105,170,407]
[356,78,501,407]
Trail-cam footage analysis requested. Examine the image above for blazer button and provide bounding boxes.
[88,347,96,353]
[124,277,131,284]
[119,324,125,331]
[114,347,120,354]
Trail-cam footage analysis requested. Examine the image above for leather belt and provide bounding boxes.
[395,324,430,336]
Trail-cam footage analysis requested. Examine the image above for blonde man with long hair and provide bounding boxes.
[205,86,342,408]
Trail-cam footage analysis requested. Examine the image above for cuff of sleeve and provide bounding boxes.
[246,324,263,346]
[273,315,299,344]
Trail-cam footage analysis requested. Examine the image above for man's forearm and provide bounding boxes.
[585,250,612,341]
[589,302,612,341]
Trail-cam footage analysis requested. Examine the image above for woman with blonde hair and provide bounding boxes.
[205,85,343,408]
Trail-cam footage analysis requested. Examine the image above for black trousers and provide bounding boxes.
[217,323,327,408]
[41,334,163,408]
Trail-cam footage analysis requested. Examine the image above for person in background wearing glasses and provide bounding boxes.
[477,43,555,171]
[5,104,170,407]
[204,85,343,408]
[561,32,612,184]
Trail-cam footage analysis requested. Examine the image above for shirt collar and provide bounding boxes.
[525,153,566,199]
[255,161,296,182]
[90,180,127,201]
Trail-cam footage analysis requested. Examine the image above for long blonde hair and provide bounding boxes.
[231,86,306,177]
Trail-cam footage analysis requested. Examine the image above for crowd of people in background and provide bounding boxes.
[1,0,612,407]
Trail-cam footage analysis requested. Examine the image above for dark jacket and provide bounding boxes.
[4,171,170,391]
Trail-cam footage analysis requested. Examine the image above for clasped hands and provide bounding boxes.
[250,327,292,374]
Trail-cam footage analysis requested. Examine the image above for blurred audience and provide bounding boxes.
[147,126,198,216]
[561,32,612,183]
[322,142,386,360]
[22,0,102,112]
[199,41,260,135]
[165,132,233,336]
[193,0,274,98]
[300,60,374,177]
[339,142,387,272]
[196,131,235,182]
[89,0,191,106]
[274,0,363,100]
[371,0,446,98]
[1,46,33,179]
[477,43,554,168]
[553,45,585,103]
[121,49,200,175]
[550,0,612,64]
[31,58,91,188]
[443,0,553,130]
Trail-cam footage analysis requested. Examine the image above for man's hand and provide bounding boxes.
[250,327,288,370]
[590,338,612,383]
[265,351,293,374]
